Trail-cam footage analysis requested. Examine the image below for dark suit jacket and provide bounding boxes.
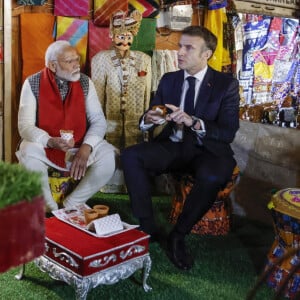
[145,67,240,157]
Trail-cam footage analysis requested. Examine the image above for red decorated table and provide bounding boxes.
[34,217,152,300]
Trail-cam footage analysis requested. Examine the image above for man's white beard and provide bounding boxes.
[56,67,80,82]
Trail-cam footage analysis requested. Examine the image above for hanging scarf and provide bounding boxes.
[38,68,86,168]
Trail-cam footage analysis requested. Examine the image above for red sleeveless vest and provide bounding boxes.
[38,68,86,168]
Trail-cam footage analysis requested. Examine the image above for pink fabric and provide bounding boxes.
[54,0,89,17]
[56,17,88,69]
[88,21,111,61]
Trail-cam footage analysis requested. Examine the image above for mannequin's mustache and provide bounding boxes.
[115,42,132,46]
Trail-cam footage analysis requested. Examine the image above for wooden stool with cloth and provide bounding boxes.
[48,167,79,208]
[169,165,240,235]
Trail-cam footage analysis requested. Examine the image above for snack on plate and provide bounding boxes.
[152,105,167,116]
[60,129,74,141]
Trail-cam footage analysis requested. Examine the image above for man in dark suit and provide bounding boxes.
[121,26,240,270]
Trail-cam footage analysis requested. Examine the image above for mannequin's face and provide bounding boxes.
[113,32,133,52]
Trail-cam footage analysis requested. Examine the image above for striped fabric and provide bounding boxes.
[56,17,88,69]
[54,0,89,17]
[93,0,128,27]
[20,13,55,82]
[88,21,111,62]
[128,0,160,18]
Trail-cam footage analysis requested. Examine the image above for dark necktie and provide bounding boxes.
[184,76,196,115]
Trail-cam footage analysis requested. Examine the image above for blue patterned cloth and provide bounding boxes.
[17,0,46,5]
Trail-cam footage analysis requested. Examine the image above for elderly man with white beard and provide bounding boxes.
[16,40,116,213]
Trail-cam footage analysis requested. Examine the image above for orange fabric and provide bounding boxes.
[39,68,86,168]
[169,166,240,235]
[20,13,55,82]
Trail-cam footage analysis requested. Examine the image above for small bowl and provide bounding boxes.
[84,209,99,224]
[93,205,109,218]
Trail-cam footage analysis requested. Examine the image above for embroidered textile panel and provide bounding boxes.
[54,0,89,17]
[94,0,128,27]
[56,17,89,69]
[20,13,55,82]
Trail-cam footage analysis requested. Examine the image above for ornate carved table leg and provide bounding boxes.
[73,278,90,300]
[15,264,26,280]
[142,254,152,292]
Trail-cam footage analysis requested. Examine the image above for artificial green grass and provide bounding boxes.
[0,193,282,299]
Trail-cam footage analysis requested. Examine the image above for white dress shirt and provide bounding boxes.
[141,67,207,142]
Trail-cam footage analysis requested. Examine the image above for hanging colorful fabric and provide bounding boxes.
[56,17,88,70]
[204,8,231,72]
[128,0,160,18]
[271,60,298,105]
[208,0,227,10]
[17,0,46,5]
[54,0,89,17]
[20,13,55,82]
[239,15,271,103]
[88,21,111,62]
[93,0,128,27]
[252,17,282,104]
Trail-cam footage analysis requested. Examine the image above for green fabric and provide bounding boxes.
[131,18,157,56]
[0,193,277,299]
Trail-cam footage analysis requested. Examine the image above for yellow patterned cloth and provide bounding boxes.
[91,49,151,149]
[56,17,88,68]
[48,168,79,206]
[204,8,231,72]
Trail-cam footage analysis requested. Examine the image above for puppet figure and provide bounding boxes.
[91,10,152,192]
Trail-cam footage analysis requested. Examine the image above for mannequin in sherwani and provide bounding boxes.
[91,10,151,192]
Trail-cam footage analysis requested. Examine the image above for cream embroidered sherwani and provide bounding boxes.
[91,49,152,149]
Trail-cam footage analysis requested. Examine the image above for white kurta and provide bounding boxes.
[16,75,116,211]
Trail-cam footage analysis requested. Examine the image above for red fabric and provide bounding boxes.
[39,68,86,168]
[88,21,111,62]
[45,217,149,276]
[0,197,45,273]
[54,0,89,17]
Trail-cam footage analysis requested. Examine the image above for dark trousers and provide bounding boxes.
[121,140,236,235]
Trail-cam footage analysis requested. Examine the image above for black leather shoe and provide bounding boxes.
[166,231,193,270]
[149,232,163,243]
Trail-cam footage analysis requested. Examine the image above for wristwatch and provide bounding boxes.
[191,116,200,130]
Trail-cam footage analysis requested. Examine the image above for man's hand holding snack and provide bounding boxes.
[145,105,168,125]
